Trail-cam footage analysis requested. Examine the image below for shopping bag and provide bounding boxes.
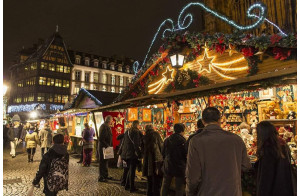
[117,155,123,168]
[103,147,114,159]
[27,185,34,196]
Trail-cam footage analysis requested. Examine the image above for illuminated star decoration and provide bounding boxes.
[114,114,125,125]
[148,66,175,94]
[197,43,248,80]
[227,44,238,56]
[116,126,123,134]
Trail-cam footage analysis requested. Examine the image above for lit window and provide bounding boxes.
[93,85,98,90]
[94,61,99,67]
[102,85,106,91]
[64,66,70,73]
[75,71,81,81]
[49,64,55,71]
[119,87,123,93]
[111,75,115,85]
[85,59,90,66]
[55,79,62,87]
[84,84,89,90]
[120,76,123,86]
[111,87,115,92]
[102,63,107,69]
[85,73,90,82]
[93,73,99,83]
[48,94,53,102]
[54,94,62,103]
[31,62,37,70]
[37,93,45,102]
[17,81,23,87]
[110,64,115,70]
[74,84,80,94]
[126,67,130,73]
[39,77,47,85]
[62,95,68,103]
[63,80,69,88]
[47,78,55,86]
[28,94,34,102]
[41,62,48,70]
[118,65,122,71]
[103,73,107,84]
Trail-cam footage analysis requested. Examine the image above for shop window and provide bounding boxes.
[55,79,62,87]
[39,77,47,85]
[85,73,90,82]
[75,71,81,81]
[37,93,45,102]
[111,75,115,85]
[93,73,99,83]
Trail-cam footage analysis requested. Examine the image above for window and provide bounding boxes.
[41,62,48,70]
[62,95,68,103]
[31,62,37,70]
[14,96,22,103]
[93,73,99,83]
[102,63,107,69]
[28,93,34,102]
[54,94,61,103]
[75,71,81,81]
[37,93,45,102]
[119,87,123,93]
[63,80,69,88]
[75,57,81,64]
[85,73,90,82]
[39,77,46,85]
[102,85,106,91]
[47,78,55,86]
[56,65,64,72]
[74,84,80,94]
[84,84,89,90]
[94,61,99,67]
[102,73,107,84]
[49,63,55,71]
[64,66,70,73]
[93,85,98,90]
[55,79,62,87]
[120,76,123,86]
[110,64,115,70]
[47,94,53,102]
[118,65,122,72]
[85,58,90,66]
[17,81,23,87]
[126,67,130,73]
[111,87,115,92]
[25,65,29,71]
[111,75,115,85]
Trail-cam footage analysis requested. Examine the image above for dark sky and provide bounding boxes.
[4,0,204,79]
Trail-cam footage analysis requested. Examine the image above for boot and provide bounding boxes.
[28,154,31,163]
[30,155,34,162]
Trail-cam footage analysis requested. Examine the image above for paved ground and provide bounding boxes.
[3,143,147,196]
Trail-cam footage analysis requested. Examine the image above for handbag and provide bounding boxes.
[78,140,83,146]
[103,147,114,159]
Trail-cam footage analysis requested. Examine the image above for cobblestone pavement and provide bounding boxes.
[3,144,147,196]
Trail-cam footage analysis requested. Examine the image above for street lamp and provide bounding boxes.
[170,53,185,68]
[30,111,37,119]
[3,85,8,96]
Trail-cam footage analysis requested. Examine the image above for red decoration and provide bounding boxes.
[159,46,165,53]
[215,44,226,54]
[273,47,291,60]
[241,47,254,57]
[270,34,282,45]
[131,92,138,97]
[217,35,224,44]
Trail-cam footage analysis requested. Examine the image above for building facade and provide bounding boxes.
[68,51,134,100]
[8,32,72,114]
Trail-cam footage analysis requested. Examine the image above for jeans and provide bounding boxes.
[83,148,93,166]
[124,159,138,190]
[99,147,108,179]
[27,148,36,161]
[147,175,162,196]
[121,167,129,186]
[41,147,50,157]
[161,175,185,196]
[10,140,17,156]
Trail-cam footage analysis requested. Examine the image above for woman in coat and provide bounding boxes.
[142,124,163,196]
[25,125,40,162]
[39,122,53,157]
[82,123,95,167]
[255,121,294,196]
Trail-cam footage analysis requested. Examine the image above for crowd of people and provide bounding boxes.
[4,106,296,196]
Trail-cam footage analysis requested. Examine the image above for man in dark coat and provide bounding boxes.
[186,119,204,152]
[161,123,187,196]
[119,120,142,193]
[98,115,113,182]
[32,134,69,196]
[186,107,251,196]
[7,121,22,158]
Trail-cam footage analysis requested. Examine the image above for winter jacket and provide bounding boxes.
[255,143,294,196]
[25,130,40,148]
[20,127,29,141]
[186,128,203,152]
[98,123,112,148]
[33,144,69,194]
[142,129,163,177]
[39,128,53,148]
[162,133,187,178]
[186,124,251,196]
[83,127,95,149]
[120,128,142,160]
[7,126,21,141]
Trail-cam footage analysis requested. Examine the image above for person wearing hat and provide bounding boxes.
[161,123,187,196]
[7,121,22,158]
[25,125,40,162]
[39,121,53,157]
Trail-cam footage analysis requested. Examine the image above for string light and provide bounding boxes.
[133,61,140,75]
[7,103,46,113]
[50,104,64,111]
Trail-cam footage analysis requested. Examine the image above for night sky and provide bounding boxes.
[4,0,204,79]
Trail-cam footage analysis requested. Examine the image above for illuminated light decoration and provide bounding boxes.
[212,57,245,66]
[149,66,175,94]
[227,44,239,57]
[253,15,287,36]
[50,104,64,111]
[114,113,125,125]
[132,61,140,75]
[7,103,46,113]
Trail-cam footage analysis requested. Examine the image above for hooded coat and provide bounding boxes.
[33,144,69,193]
[25,130,40,148]
[39,127,53,148]
[162,133,187,178]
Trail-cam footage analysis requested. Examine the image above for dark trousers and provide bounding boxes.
[27,148,36,161]
[161,175,185,196]
[99,148,108,179]
[41,147,50,157]
[147,175,162,196]
[124,159,137,190]
[83,148,93,166]
[121,167,129,185]
[79,146,83,162]
[44,190,58,196]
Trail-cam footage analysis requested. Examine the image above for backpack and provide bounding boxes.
[46,155,69,192]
